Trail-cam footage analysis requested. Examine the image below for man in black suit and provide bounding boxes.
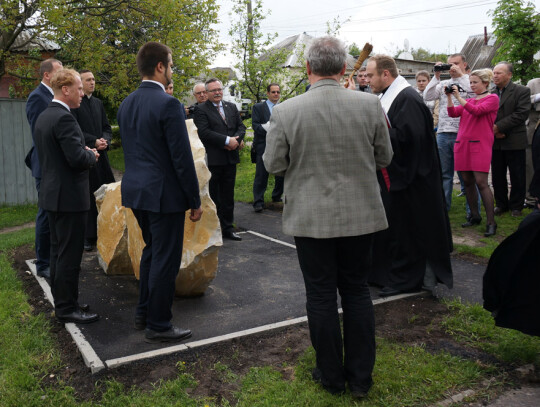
[194,78,246,240]
[118,42,202,343]
[251,83,284,212]
[492,62,531,217]
[71,70,115,251]
[25,58,63,279]
[34,68,100,324]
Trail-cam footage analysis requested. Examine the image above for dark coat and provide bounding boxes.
[251,101,271,154]
[483,211,540,337]
[193,100,246,166]
[493,81,531,150]
[25,83,54,178]
[372,87,453,290]
[34,102,96,212]
[117,81,200,213]
[71,95,115,192]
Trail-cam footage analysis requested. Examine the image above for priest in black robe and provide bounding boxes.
[71,70,115,251]
[365,55,453,296]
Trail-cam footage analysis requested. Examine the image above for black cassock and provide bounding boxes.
[371,86,453,291]
[71,95,115,241]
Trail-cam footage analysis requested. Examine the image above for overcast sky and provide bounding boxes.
[211,0,536,67]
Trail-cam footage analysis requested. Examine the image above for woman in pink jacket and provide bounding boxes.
[447,69,499,237]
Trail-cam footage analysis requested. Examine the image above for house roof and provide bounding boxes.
[460,33,499,70]
[265,33,357,69]
[9,30,60,52]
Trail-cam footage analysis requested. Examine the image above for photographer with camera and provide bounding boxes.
[185,82,207,119]
[424,54,477,217]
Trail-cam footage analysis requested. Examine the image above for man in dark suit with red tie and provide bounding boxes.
[25,58,63,279]
[251,83,283,212]
[118,42,202,343]
[193,78,246,240]
[34,68,100,324]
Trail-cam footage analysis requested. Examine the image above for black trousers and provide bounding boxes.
[492,149,526,210]
[208,164,236,232]
[294,234,375,391]
[132,209,184,332]
[85,190,98,242]
[253,151,283,207]
[47,211,87,316]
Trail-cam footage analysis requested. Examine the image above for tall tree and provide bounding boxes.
[1,0,221,109]
[490,0,540,83]
[228,0,306,104]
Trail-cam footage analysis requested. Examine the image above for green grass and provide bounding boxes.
[442,299,540,365]
[107,148,125,172]
[0,204,37,229]
[446,190,531,259]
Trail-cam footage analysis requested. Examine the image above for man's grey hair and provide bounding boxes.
[192,82,205,94]
[306,36,347,77]
[205,77,222,90]
[495,61,513,74]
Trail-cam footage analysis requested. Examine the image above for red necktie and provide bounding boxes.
[216,104,226,121]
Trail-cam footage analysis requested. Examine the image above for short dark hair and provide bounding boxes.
[448,53,467,63]
[39,58,62,78]
[79,69,92,75]
[205,77,222,90]
[136,42,171,78]
[267,83,280,92]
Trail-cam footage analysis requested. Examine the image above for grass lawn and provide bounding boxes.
[2,148,538,405]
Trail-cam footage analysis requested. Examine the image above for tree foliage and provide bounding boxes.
[1,0,221,110]
[490,0,540,83]
[228,0,306,104]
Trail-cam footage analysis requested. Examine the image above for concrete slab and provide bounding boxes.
[26,201,486,372]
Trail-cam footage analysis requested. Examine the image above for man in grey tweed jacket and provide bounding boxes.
[263,36,393,399]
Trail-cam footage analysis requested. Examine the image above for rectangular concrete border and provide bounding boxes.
[26,230,425,373]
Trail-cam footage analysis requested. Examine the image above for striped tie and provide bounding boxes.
[216,104,226,121]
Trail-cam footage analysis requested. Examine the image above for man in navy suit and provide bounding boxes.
[118,42,202,343]
[34,68,100,324]
[25,58,63,280]
[251,83,283,212]
[193,78,246,240]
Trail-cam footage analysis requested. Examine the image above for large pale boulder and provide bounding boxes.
[96,119,222,296]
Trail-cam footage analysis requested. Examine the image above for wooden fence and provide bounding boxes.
[0,98,37,205]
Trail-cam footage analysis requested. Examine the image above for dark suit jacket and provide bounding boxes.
[25,83,54,178]
[117,81,201,214]
[493,81,531,150]
[34,102,96,212]
[251,101,271,153]
[193,100,246,166]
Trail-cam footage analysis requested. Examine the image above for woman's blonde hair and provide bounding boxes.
[470,68,493,85]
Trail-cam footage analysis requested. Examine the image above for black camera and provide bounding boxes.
[444,84,464,94]
[187,105,196,115]
[434,64,452,72]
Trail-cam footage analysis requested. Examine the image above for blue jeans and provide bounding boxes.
[437,133,481,217]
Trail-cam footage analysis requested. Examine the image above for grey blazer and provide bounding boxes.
[263,79,393,238]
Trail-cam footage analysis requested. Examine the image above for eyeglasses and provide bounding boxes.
[194,91,206,95]
[207,88,223,93]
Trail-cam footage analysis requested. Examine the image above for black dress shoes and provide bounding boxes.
[83,239,95,251]
[134,314,147,330]
[484,223,497,237]
[494,207,507,216]
[253,203,264,213]
[461,216,481,227]
[144,326,192,343]
[311,368,345,395]
[379,286,402,297]
[79,303,90,312]
[223,230,242,241]
[36,267,50,279]
[56,310,99,324]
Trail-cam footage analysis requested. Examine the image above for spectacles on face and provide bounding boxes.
[194,91,206,95]
[207,88,223,93]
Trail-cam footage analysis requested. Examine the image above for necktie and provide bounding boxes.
[216,104,226,121]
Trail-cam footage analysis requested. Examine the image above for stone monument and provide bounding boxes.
[95,119,222,296]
